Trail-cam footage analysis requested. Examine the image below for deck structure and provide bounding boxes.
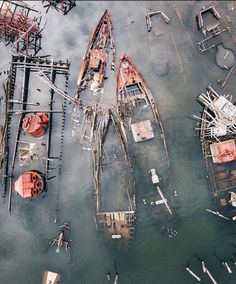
[195,86,236,210]
[2,55,70,212]
[42,0,76,15]
[0,1,42,55]
[93,110,136,241]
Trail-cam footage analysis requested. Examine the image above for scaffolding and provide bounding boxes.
[0,1,42,56]
[42,0,76,15]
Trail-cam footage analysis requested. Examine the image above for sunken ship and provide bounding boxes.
[116,53,172,215]
[93,110,135,240]
[72,9,115,149]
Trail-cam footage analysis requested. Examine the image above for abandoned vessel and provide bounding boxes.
[116,53,172,215]
[195,86,236,218]
[93,109,136,241]
[72,10,115,148]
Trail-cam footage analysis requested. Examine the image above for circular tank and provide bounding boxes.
[14,171,44,199]
[22,112,49,137]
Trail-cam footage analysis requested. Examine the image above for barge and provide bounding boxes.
[2,55,70,212]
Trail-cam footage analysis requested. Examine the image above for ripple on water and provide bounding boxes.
[152,60,170,77]
[0,234,15,262]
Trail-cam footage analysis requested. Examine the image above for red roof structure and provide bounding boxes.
[14,171,44,199]
[22,112,49,138]
[210,139,236,163]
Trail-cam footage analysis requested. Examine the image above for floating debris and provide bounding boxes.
[149,169,172,214]
[42,0,76,15]
[185,266,201,282]
[145,10,170,33]
[41,270,61,284]
[206,209,230,221]
[48,223,71,262]
[201,261,218,284]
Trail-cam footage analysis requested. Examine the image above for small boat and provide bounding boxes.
[185,266,201,282]
[41,270,61,284]
[93,110,135,241]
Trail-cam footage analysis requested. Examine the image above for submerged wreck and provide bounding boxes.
[2,55,70,212]
[72,10,115,148]
[116,53,172,215]
[93,110,135,241]
[116,53,168,153]
[195,86,236,216]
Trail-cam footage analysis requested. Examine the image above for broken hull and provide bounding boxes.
[76,9,115,96]
[116,54,172,215]
[72,10,115,147]
[2,55,69,211]
[93,110,136,241]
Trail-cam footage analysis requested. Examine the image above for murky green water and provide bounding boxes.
[1,1,236,283]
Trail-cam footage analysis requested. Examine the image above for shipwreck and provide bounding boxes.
[194,86,236,216]
[72,10,115,148]
[93,110,136,241]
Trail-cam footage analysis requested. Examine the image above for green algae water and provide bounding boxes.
[1,1,236,283]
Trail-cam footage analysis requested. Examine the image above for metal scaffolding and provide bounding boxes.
[42,0,76,15]
[0,1,42,55]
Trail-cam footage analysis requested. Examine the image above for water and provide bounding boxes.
[1,1,236,283]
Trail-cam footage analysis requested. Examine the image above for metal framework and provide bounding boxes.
[0,1,42,55]
[2,55,70,212]
[196,5,230,52]
[42,0,76,15]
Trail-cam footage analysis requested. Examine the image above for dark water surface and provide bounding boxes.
[1,1,236,283]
